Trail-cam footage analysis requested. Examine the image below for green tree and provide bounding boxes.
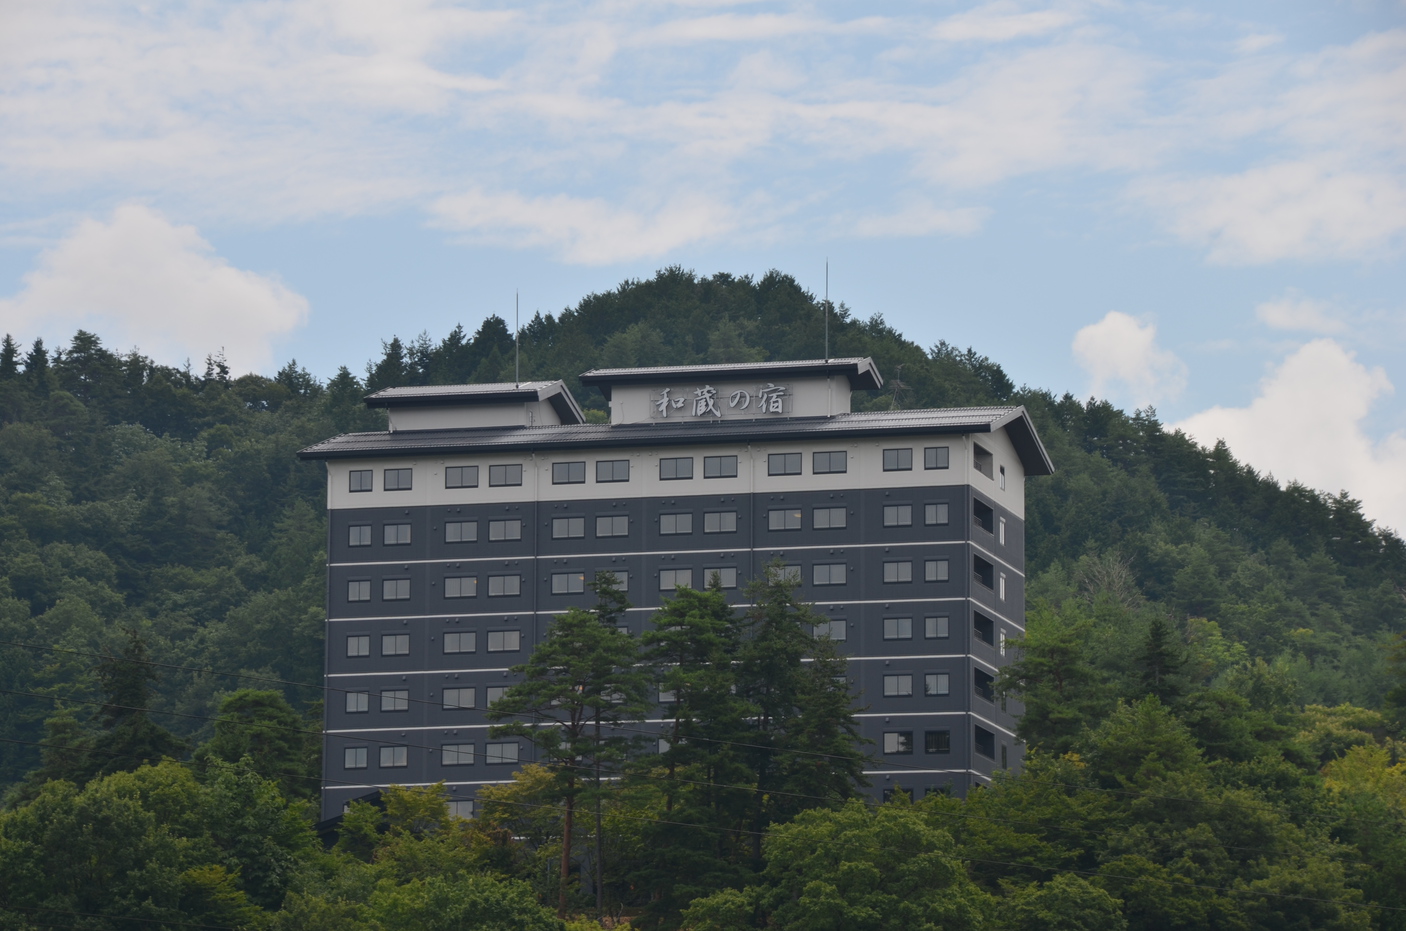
[999,602,1108,755]
[194,689,320,799]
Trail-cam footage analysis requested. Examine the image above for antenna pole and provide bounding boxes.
[515,290,520,387]
[824,259,830,362]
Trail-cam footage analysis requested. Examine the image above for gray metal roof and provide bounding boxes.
[579,357,883,398]
[363,380,585,424]
[298,405,1054,475]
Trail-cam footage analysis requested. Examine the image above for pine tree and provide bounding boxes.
[1138,617,1187,705]
[0,335,19,379]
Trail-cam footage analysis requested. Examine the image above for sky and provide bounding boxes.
[1,1,1404,531]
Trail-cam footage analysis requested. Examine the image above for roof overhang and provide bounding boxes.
[363,381,585,425]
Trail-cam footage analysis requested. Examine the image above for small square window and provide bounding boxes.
[813,506,847,529]
[882,448,912,471]
[488,519,521,542]
[925,730,951,754]
[381,633,409,656]
[925,503,950,526]
[660,513,693,535]
[883,504,912,527]
[814,620,847,641]
[446,465,478,488]
[552,571,586,594]
[489,464,523,487]
[553,461,586,484]
[348,525,372,547]
[883,617,913,640]
[883,674,913,697]
[381,690,409,712]
[597,569,628,591]
[382,579,411,601]
[442,744,474,766]
[596,460,630,483]
[703,455,738,478]
[384,468,413,491]
[703,511,737,533]
[768,508,802,531]
[767,452,802,476]
[883,561,913,584]
[925,559,950,583]
[444,576,476,598]
[925,673,950,697]
[445,520,477,543]
[347,580,371,602]
[487,629,521,652]
[380,745,408,768]
[346,635,371,657]
[383,523,411,546]
[487,573,520,596]
[706,567,738,589]
[552,517,585,539]
[486,686,509,705]
[660,457,693,480]
[349,470,373,493]
[444,631,475,653]
[883,732,913,755]
[344,747,368,769]
[812,563,847,586]
[345,691,369,713]
[924,447,950,470]
[659,568,693,591]
[925,616,950,639]
[485,742,519,765]
[448,800,475,818]
[596,515,629,537]
[813,451,847,473]
[442,687,475,710]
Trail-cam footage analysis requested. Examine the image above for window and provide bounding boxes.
[925,446,950,470]
[596,515,629,537]
[485,742,519,765]
[445,520,477,543]
[925,559,950,583]
[597,569,628,591]
[552,571,585,594]
[974,669,995,703]
[384,523,411,546]
[925,503,950,526]
[925,730,951,754]
[1000,465,1007,490]
[925,616,950,639]
[348,525,372,547]
[974,725,996,759]
[348,580,371,602]
[659,688,676,703]
[813,451,847,473]
[768,508,802,531]
[776,564,802,584]
[596,460,630,483]
[706,567,739,589]
[444,576,476,599]
[488,575,520,598]
[448,800,475,818]
[660,513,693,535]
[446,465,478,488]
[883,560,913,584]
[384,468,412,491]
[973,612,995,646]
[999,517,1006,545]
[344,747,368,769]
[883,674,913,697]
[660,457,693,480]
[659,568,693,591]
[489,464,522,486]
[346,635,371,657]
[999,573,1007,601]
[487,630,521,652]
[349,470,373,492]
[883,448,912,471]
[704,511,737,533]
[380,745,408,768]
[704,455,738,478]
[973,444,994,479]
[973,499,994,534]
[767,452,802,475]
[925,673,950,697]
[442,744,474,766]
[883,504,912,527]
[973,555,995,589]
[381,690,409,712]
[552,517,585,539]
[442,688,475,710]
[883,731,914,755]
[383,579,411,601]
[883,617,913,640]
[812,563,847,586]
[444,631,475,653]
[814,620,847,641]
[552,461,586,484]
[488,519,521,541]
[999,629,1007,656]
[345,691,369,713]
[486,686,509,705]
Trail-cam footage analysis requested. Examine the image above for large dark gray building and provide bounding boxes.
[299,358,1053,820]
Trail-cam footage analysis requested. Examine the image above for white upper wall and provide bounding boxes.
[608,375,852,424]
[388,399,567,431]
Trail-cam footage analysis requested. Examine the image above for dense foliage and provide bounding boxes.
[1,267,1404,929]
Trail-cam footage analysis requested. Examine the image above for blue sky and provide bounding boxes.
[1,1,1404,529]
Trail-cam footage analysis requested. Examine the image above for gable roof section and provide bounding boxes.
[362,381,585,425]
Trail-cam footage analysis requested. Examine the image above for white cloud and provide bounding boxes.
[1175,339,1406,534]
[850,202,989,238]
[1236,33,1283,55]
[1255,290,1345,334]
[1072,311,1188,407]
[0,204,308,374]
[931,3,1079,43]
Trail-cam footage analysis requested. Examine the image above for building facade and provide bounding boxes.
[299,358,1053,820]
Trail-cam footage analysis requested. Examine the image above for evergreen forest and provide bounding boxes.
[1,267,1405,930]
